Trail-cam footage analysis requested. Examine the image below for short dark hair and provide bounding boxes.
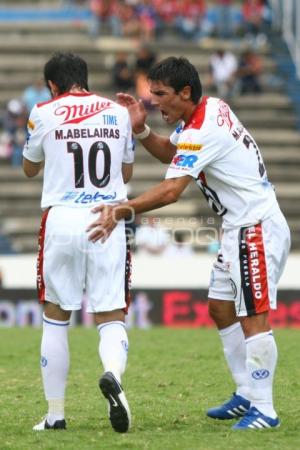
[148,56,202,104]
[44,52,89,94]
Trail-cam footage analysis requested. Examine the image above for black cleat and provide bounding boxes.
[33,418,66,431]
[99,371,131,433]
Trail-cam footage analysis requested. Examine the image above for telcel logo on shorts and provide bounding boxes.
[61,191,117,204]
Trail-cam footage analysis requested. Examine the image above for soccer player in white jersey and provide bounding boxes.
[23,53,134,433]
[87,57,291,430]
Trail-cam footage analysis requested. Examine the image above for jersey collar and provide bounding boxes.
[183,96,208,130]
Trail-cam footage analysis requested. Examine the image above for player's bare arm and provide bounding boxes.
[136,129,176,164]
[122,163,133,183]
[23,157,43,177]
[117,92,176,164]
[86,175,191,242]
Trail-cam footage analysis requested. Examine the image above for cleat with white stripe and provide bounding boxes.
[99,371,131,433]
[33,417,66,431]
[232,406,280,430]
[207,393,250,420]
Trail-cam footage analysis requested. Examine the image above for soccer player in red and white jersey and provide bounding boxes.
[88,57,291,430]
[23,53,134,433]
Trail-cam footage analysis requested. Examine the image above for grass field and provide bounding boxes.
[0,327,299,450]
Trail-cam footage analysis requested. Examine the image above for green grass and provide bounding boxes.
[0,327,299,450]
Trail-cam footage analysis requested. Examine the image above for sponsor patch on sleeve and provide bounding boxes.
[177,143,203,151]
[171,154,198,170]
[27,119,35,130]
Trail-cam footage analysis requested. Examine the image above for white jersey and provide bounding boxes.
[166,96,281,229]
[23,92,134,208]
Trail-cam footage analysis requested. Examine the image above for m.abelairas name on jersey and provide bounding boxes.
[54,127,120,140]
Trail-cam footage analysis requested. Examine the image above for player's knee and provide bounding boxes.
[94,309,125,326]
[208,300,222,323]
[240,312,271,337]
[208,299,237,329]
[44,301,71,321]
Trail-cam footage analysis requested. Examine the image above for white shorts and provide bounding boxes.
[37,206,131,313]
[208,210,290,317]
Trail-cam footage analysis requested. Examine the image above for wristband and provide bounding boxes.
[133,124,151,140]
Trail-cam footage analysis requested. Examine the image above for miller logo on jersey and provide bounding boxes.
[54,100,112,125]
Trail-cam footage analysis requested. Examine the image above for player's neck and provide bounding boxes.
[182,101,199,124]
[68,85,88,94]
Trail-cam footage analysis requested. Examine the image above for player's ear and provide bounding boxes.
[180,86,191,101]
[48,80,60,98]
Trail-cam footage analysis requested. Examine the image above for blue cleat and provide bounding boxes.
[232,406,280,430]
[207,393,250,420]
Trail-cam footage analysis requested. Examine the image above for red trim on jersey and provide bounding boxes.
[37,208,50,303]
[37,92,94,108]
[184,96,208,131]
[197,170,207,185]
[245,223,269,314]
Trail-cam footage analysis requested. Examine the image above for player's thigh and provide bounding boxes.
[93,309,125,326]
[208,298,237,329]
[44,301,72,321]
[42,206,87,309]
[85,219,129,313]
[240,311,270,337]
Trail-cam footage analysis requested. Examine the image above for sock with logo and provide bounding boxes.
[245,331,278,418]
[219,322,249,399]
[97,321,128,383]
[41,314,70,424]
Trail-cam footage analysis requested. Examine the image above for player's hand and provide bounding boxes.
[86,204,117,243]
[116,93,147,134]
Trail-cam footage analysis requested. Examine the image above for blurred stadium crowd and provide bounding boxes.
[1,0,270,168]
[88,0,271,43]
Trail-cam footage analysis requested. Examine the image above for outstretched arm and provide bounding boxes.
[87,175,191,242]
[117,93,176,164]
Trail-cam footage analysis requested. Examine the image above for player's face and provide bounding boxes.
[149,80,188,124]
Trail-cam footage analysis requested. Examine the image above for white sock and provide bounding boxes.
[219,322,249,399]
[41,314,70,424]
[246,331,278,418]
[98,321,128,383]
